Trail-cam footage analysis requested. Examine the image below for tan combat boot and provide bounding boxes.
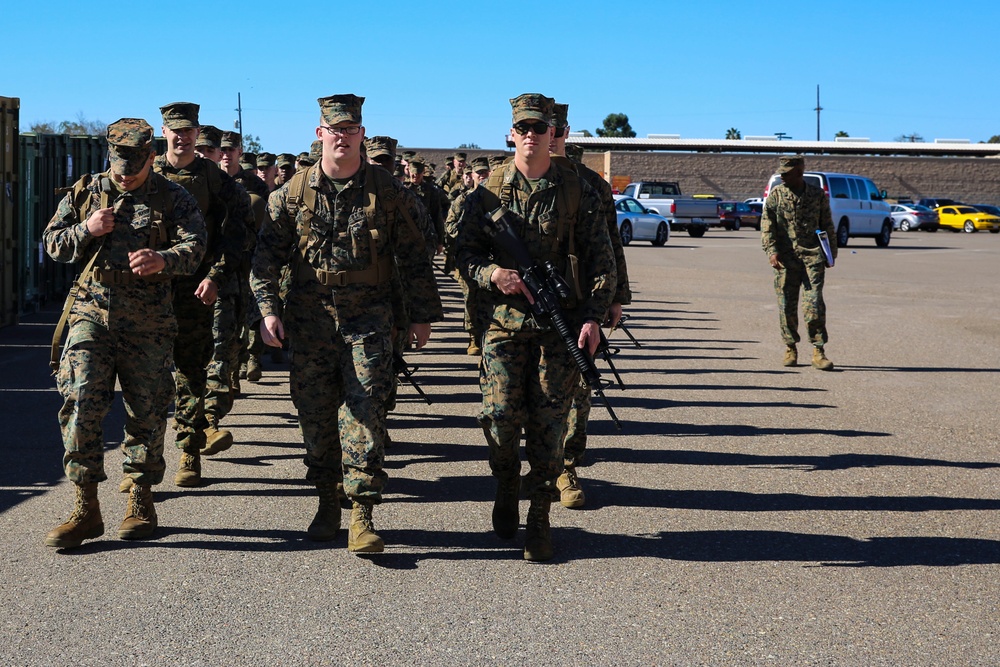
[118,484,158,540]
[556,468,585,509]
[246,355,262,382]
[348,502,384,553]
[307,481,342,542]
[45,483,104,548]
[174,451,202,487]
[523,494,553,562]
[119,475,134,493]
[492,476,520,539]
[467,334,481,356]
[783,344,797,367]
[201,420,233,456]
[812,346,834,371]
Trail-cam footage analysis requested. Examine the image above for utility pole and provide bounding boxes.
[775,132,790,141]
[815,85,823,141]
[236,93,244,150]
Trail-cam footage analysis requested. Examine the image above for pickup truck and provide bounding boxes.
[620,181,720,237]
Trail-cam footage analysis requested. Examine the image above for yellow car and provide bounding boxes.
[935,205,1000,233]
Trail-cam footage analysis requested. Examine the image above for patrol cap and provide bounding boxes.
[159,101,200,129]
[106,118,154,176]
[401,150,416,160]
[408,154,426,170]
[196,125,222,149]
[488,155,507,171]
[552,103,569,129]
[240,152,257,168]
[308,140,323,162]
[364,135,398,160]
[565,144,584,162]
[276,153,296,167]
[220,131,242,149]
[296,151,313,166]
[454,152,467,161]
[510,93,554,124]
[778,155,805,173]
[470,156,490,173]
[317,94,364,125]
[256,152,276,168]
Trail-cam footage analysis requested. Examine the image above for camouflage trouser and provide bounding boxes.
[173,282,214,452]
[563,381,591,468]
[456,271,483,338]
[204,278,241,423]
[56,320,174,486]
[774,256,828,347]
[478,327,579,498]
[288,314,392,503]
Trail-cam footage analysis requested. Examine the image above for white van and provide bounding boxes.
[763,171,893,247]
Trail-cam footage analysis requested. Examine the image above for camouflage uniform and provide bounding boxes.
[43,126,206,487]
[455,143,616,500]
[761,163,837,347]
[250,133,442,503]
[405,156,448,254]
[153,103,252,460]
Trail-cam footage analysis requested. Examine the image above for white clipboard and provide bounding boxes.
[817,231,834,268]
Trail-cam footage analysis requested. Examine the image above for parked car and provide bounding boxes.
[971,203,1000,219]
[619,182,719,237]
[744,197,764,206]
[613,196,671,246]
[717,201,761,230]
[917,197,962,209]
[890,204,939,232]
[935,205,1000,233]
[764,171,893,247]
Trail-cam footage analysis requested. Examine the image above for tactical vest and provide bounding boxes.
[481,159,583,298]
[284,163,417,288]
[156,157,226,257]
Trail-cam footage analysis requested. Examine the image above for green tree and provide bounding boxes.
[243,134,263,153]
[725,127,741,140]
[579,129,593,137]
[987,135,1000,144]
[457,142,481,149]
[835,130,849,138]
[596,113,636,138]
[30,112,106,135]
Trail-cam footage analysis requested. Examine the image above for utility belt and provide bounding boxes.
[299,255,393,288]
[92,267,171,286]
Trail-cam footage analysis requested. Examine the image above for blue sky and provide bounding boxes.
[5,1,999,154]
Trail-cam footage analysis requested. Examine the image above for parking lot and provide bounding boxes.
[1,229,997,665]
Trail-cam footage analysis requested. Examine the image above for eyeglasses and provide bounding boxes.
[513,121,550,136]
[320,125,362,137]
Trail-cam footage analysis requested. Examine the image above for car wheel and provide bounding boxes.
[991,229,1000,234]
[963,220,976,233]
[926,226,938,233]
[688,226,706,238]
[652,222,669,246]
[837,220,849,247]
[875,221,892,247]
[732,218,741,231]
[900,219,911,232]
[619,221,633,246]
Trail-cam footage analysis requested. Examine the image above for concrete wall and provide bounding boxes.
[584,151,1000,204]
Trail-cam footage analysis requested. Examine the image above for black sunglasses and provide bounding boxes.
[513,121,550,136]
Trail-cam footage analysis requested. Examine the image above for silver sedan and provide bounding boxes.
[891,204,939,232]
[614,196,671,246]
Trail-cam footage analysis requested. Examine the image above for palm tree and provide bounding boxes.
[725,128,741,140]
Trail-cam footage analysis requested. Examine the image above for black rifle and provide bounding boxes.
[482,205,622,429]
[610,313,641,348]
[596,330,626,390]
[393,351,432,405]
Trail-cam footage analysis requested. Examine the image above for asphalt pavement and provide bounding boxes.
[0,228,997,666]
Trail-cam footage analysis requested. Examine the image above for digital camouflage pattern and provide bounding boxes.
[405,177,448,251]
[454,159,616,497]
[159,101,199,129]
[154,155,253,451]
[107,118,154,176]
[761,181,837,346]
[318,94,364,125]
[510,93,554,124]
[196,125,222,149]
[364,136,397,161]
[43,171,206,484]
[250,162,442,501]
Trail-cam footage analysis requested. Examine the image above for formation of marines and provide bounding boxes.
[41,90,833,561]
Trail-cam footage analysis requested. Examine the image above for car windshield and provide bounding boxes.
[954,206,980,214]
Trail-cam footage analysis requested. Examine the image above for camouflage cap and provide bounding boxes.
[317,94,364,126]
[364,135,398,160]
[510,93,554,124]
[256,152,276,168]
[778,155,805,173]
[488,155,508,171]
[220,131,242,149]
[296,151,313,166]
[240,152,257,168]
[196,125,222,149]
[401,150,416,160]
[276,153,296,167]
[159,101,200,130]
[552,103,569,129]
[106,118,154,176]
[470,156,490,173]
[565,144,584,163]
[408,154,426,169]
[454,152,467,161]
[309,140,323,162]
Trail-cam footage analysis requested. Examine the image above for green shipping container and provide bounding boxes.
[0,97,18,327]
